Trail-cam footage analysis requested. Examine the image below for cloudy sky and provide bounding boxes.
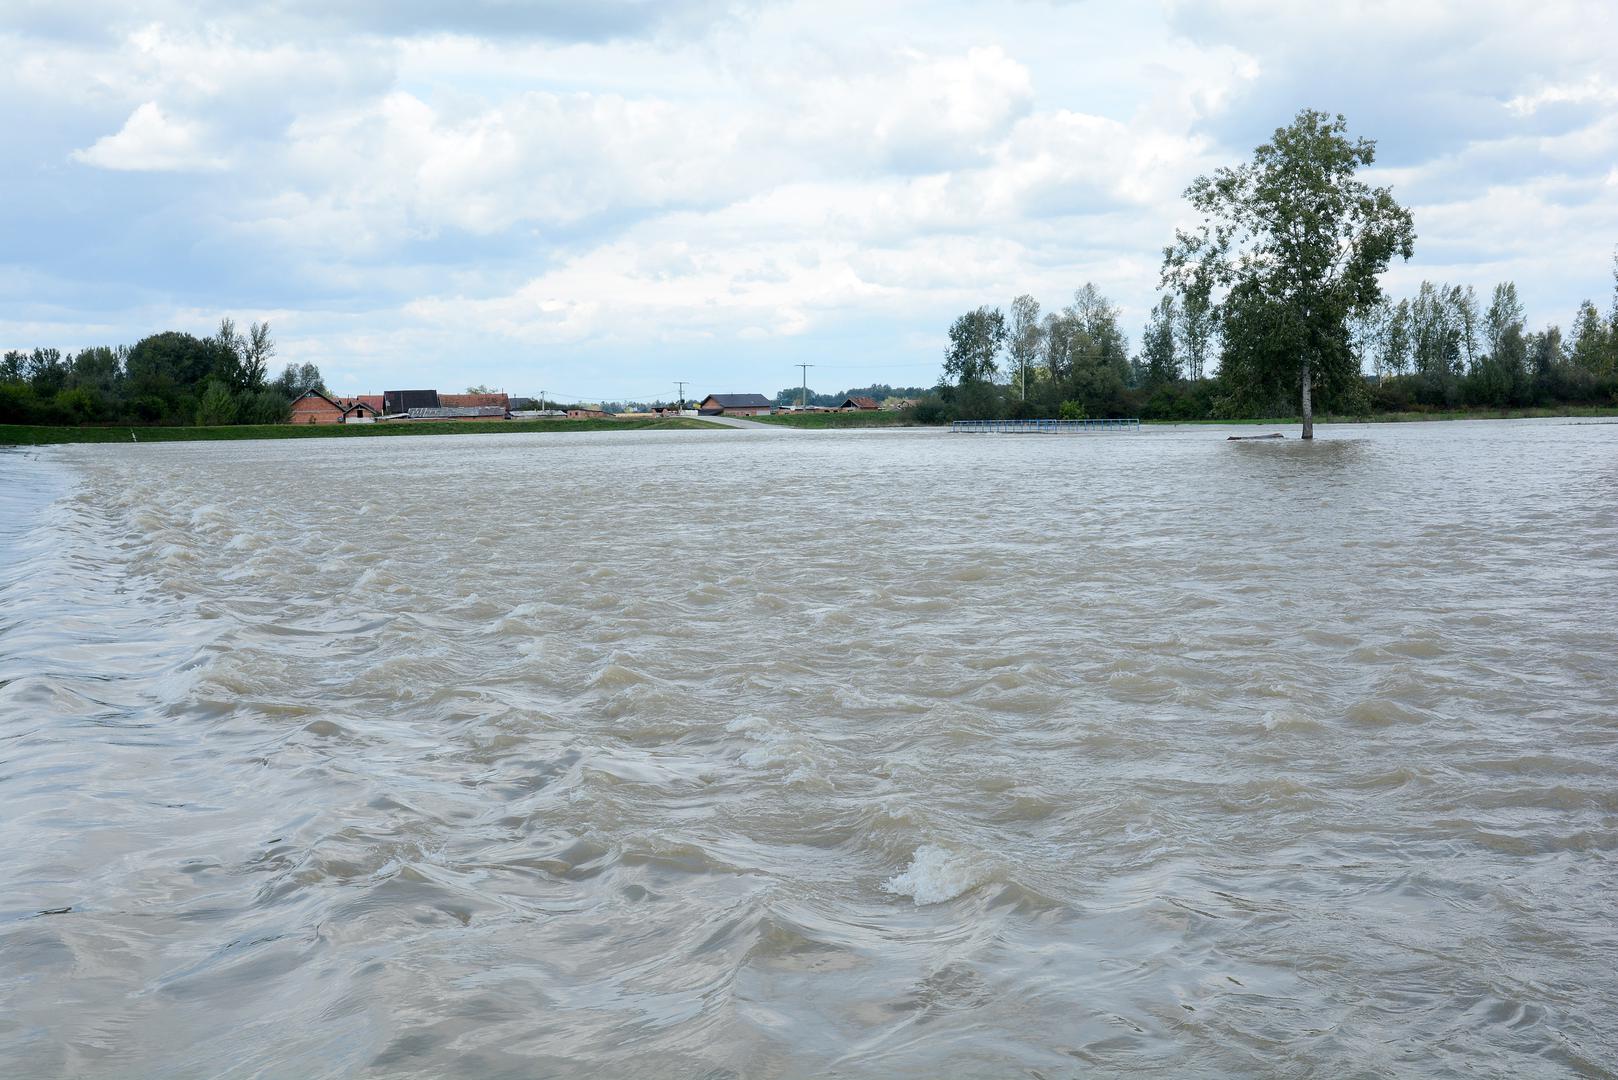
[4,1,1616,400]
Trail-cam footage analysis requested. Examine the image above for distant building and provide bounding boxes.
[404,406,508,420]
[384,390,440,415]
[338,397,383,422]
[839,395,880,411]
[567,408,610,419]
[697,393,773,416]
[289,389,346,424]
[296,388,510,422]
[441,392,509,413]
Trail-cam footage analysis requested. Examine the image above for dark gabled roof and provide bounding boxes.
[701,393,772,407]
[841,396,880,409]
[384,389,441,412]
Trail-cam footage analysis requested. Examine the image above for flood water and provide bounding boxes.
[2,419,1616,1078]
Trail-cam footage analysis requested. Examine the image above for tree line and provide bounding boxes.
[937,110,1618,431]
[0,321,329,427]
[771,383,931,408]
[937,283,1194,422]
[1349,280,1617,410]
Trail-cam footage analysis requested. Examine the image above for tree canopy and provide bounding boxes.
[0,321,308,427]
[1163,108,1416,437]
[944,307,1007,386]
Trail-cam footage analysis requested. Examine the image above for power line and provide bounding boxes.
[800,361,942,371]
[520,366,941,406]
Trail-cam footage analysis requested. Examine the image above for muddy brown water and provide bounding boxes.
[2,419,1615,1077]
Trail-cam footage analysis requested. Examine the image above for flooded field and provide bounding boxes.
[2,420,1616,1077]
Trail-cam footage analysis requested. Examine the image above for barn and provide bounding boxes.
[339,397,383,422]
[441,392,510,413]
[697,393,773,416]
[384,390,440,415]
[288,389,346,424]
[404,406,508,421]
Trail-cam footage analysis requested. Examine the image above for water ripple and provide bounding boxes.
[1,422,1616,1077]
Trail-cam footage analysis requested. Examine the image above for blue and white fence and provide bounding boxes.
[951,418,1141,434]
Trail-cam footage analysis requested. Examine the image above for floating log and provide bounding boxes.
[1227,433,1285,440]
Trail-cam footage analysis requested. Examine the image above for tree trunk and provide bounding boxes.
[1300,359,1314,440]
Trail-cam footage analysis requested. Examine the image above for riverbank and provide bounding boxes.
[750,412,917,428]
[1154,405,1618,426]
[0,417,722,445]
[758,403,1618,429]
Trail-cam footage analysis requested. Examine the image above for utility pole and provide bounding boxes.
[795,363,814,411]
[538,389,546,413]
[675,381,686,410]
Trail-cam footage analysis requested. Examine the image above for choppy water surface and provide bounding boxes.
[3,420,1616,1078]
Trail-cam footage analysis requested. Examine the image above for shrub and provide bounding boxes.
[53,387,105,424]
[0,382,42,423]
[905,396,955,424]
[239,388,292,425]
[195,380,239,426]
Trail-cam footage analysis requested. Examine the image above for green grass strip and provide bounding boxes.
[0,417,725,445]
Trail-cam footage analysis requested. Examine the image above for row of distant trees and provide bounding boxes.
[1350,280,1617,409]
[939,266,1618,422]
[771,383,931,408]
[0,321,329,427]
[939,110,1618,429]
[506,385,936,413]
[940,283,1182,421]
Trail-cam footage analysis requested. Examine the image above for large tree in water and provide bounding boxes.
[1163,109,1415,438]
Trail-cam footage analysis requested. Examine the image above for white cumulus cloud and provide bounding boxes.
[72,101,227,171]
[1507,76,1618,117]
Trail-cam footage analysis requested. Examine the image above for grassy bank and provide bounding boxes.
[1149,405,1618,426]
[750,411,918,428]
[0,416,722,445]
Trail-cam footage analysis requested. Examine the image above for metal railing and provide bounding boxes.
[950,418,1141,433]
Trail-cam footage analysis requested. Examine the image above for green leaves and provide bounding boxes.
[943,306,1007,386]
[1162,108,1416,435]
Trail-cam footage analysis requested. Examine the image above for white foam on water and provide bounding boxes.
[882,844,986,905]
[728,714,826,785]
